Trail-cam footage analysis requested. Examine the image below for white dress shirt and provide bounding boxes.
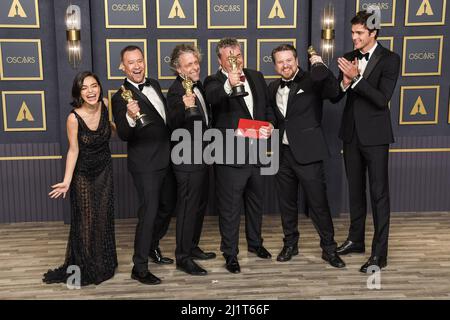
[221,69,254,119]
[125,78,166,127]
[276,69,299,145]
[341,42,378,92]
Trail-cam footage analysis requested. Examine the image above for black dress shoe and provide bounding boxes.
[225,256,240,274]
[336,240,365,255]
[360,256,387,273]
[322,251,346,268]
[248,246,272,259]
[131,269,161,285]
[276,245,299,262]
[191,247,216,260]
[149,247,174,264]
[176,258,207,276]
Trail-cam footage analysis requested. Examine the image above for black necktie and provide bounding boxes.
[138,79,151,91]
[280,80,293,89]
[357,51,370,61]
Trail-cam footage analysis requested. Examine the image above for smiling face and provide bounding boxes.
[176,52,201,82]
[273,49,299,80]
[80,76,100,106]
[351,23,377,53]
[218,45,243,74]
[121,49,146,83]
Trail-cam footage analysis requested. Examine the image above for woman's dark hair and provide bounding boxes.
[71,71,103,108]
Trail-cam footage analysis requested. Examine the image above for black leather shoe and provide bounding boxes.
[149,247,174,264]
[177,258,207,276]
[191,247,216,260]
[131,268,161,285]
[336,240,365,255]
[322,251,346,268]
[276,245,299,262]
[360,256,387,273]
[248,246,272,259]
[225,256,241,274]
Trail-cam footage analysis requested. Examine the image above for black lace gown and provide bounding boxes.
[43,104,118,286]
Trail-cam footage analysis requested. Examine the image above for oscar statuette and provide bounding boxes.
[120,85,151,129]
[228,50,248,98]
[307,46,329,82]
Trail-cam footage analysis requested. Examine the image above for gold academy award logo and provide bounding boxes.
[157,0,197,28]
[0,0,40,28]
[258,0,297,28]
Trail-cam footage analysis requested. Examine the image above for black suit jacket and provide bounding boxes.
[167,76,211,172]
[112,78,171,173]
[268,68,340,164]
[331,43,400,145]
[204,68,276,166]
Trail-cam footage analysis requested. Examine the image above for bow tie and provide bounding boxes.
[356,51,370,61]
[138,79,151,91]
[280,80,293,89]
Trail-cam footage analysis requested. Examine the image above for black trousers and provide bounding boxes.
[131,167,175,272]
[174,167,209,262]
[343,132,390,257]
[215,165,264,258]
[276,145,337,254]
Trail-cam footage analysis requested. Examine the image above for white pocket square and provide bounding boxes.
[297,89,304,94]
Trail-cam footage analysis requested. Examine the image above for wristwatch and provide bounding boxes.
[352,74,361,83]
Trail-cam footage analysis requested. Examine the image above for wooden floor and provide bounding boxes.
[1,212,450,300]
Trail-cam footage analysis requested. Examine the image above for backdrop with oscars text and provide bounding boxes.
[0,0,449,223]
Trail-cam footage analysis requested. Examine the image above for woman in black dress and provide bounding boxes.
[43,71,117,286]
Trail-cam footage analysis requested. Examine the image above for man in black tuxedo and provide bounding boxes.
[268,44,345,268]
[204,38,275,273]
[112,46,175,285]
[332,11,400,272]
[167,44,216,276]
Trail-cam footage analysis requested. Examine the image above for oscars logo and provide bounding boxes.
[6,56,36,64]
[8,0,27,18]
[416,0,434,16]
[268,0,286,19]
[410,96,428,115]
[169,0,186,19]
[16,101,34,122]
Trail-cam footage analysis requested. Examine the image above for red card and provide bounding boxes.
[236,119,270,139]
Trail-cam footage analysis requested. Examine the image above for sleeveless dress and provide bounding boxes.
[43,104,118,286]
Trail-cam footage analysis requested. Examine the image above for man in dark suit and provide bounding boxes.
[204,37,275,274]
[112,46,176,285]
[332,11,400,272]
[268,44,345,268]
[167,44,216,276]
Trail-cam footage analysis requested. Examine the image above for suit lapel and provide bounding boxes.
[243,69,256,119]
[363,44,385,79]
[149,78,169,125]
[271,79,285,120]
[195,81,210,125]
[286,69,304,117]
